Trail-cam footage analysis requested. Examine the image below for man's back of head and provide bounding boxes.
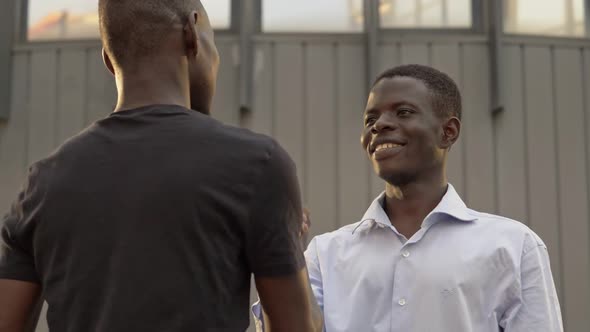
[100,0,191,69]
[98,0,219,113]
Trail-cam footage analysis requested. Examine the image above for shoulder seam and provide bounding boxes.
[464,209,522,223]
[244,138,276,223]
[523,243,547,256]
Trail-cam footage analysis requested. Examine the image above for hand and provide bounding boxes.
[299,208,311,248]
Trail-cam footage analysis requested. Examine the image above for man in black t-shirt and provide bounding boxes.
[0,1,322,331]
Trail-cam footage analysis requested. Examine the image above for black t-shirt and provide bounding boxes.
[0,105,305,331]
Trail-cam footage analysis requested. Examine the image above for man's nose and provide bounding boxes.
[371,115,397,134]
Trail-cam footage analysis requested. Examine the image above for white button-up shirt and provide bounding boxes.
[253,184,563,331]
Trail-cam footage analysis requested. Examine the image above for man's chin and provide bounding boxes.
[378,170,416,187]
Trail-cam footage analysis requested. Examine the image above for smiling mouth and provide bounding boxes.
[375,143,403,152]
[372,143,405,160]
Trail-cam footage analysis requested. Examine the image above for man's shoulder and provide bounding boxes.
[199,117,281,158]
[218,125,278,152]
[465,208,546,251]
[66,112,280,158]
[465,208,529,231]
[309,220,367,249]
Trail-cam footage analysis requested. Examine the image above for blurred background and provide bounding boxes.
[1,0,589,331]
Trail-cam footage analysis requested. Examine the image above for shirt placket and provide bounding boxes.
[388,223,434,331]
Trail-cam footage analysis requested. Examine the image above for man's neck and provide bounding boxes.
[113,61,191,113]
[384,175,448,239]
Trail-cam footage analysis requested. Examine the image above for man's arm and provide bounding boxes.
[253,234,324,332]
[246,140,322,331]
[259,212,323,331]
[500,244,563,331]
[0,163,46,332]
[257,267,322,332]
[0,280,40,332]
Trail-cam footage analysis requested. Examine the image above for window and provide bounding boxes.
[379,0,472,28]
[263,0,364,32]
[28,0,98,40]
[504,0,586,37]
[27,0,231,41]
[203,0,232,29]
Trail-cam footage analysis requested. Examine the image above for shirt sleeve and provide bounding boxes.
[305,237,324,311]
[500,244,563,331]
[246,139,305,277]
[251,236,326,332]
[0,163,46,283]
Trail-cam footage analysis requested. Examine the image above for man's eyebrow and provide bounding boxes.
[391,100,420,109]
[364,100,420,115]
[364,108,378,116]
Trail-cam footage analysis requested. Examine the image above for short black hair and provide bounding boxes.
[373,64,462,119]
[99,0,200,69]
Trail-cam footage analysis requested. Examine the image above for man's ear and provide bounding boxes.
[102,48,115,76]
[184,11,200,58]
[441,117,461,149]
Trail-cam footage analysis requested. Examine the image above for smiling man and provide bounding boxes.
[253,64,563,331]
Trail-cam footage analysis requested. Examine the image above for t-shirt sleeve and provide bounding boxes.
[246,140,305,277]
[0,163,45,283]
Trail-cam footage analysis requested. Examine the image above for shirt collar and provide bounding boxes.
[353,184,477,234]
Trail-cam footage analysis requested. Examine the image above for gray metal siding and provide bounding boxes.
[29,50,59,164]
[57,49,87,142]
[305,44,339,236]
[522,45,563,300]
[335,43,372,228]
[0,0,16,120]
[497,45,528,224]
[554,47,590,332]
[463,44,496,213]
[0,52,29,214]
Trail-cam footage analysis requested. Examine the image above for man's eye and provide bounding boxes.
[365,117,377,126]
[398,109,413,117]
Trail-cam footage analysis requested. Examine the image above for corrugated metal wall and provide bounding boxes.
[1,35,590,331]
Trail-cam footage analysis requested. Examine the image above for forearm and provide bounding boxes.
[0,323,20,332]
[261,279,323,332]
[301,220,323,330]
[0,308,36,332]
[308,280,323,332]
[0,280,41,332]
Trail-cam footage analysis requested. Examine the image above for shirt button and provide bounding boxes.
[402,251,410,258]
[398,298,406,306]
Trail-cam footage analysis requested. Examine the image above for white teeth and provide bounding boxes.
[375,143,400,152]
